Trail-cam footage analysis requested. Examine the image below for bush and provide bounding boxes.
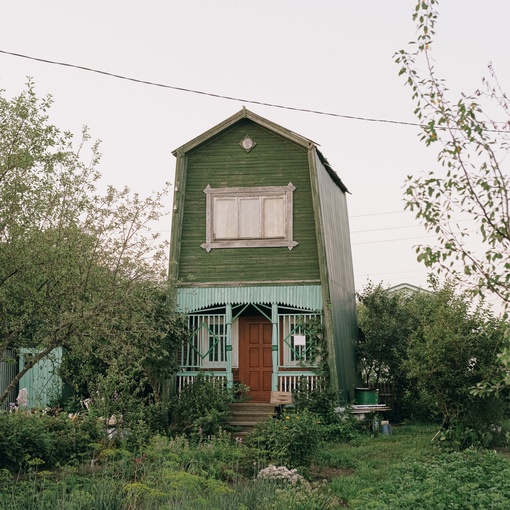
[0,411,102,472]
[171,375,242,439]
[292,379,360,442]
[247,410,324,468]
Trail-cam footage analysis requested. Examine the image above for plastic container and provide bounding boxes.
[380,420,392,435]
[354,387,379,405]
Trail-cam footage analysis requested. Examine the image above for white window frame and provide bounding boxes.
[201,183,298,251]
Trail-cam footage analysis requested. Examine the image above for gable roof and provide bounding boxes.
[172,107,314,156]
[387,283,430,296]
[172,108,349,193]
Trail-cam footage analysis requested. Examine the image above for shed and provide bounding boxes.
[169,108,358,402]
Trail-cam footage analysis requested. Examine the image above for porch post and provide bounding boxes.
[226,303,233,389]
[271,302,279,392]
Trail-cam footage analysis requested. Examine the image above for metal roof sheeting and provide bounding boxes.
[177,285,322,312]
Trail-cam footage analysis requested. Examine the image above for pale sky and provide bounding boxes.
[1,1,509,300]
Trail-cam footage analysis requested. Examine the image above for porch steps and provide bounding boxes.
[227,403,276,438]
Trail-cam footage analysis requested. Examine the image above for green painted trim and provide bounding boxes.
[226,304,233,387]
[271,303,279,391]
[168,153,188,306]
[177,285,323,313]
[176,371,227,377]
[276,371,317,377]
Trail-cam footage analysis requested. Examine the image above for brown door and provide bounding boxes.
[239,317,273,402]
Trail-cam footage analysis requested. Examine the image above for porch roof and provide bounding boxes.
[177,285,323,313]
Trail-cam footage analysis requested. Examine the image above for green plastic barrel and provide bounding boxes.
[355,387,379,405]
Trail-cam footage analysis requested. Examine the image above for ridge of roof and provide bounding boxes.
[172,107,315,156]
[316,148,349,194]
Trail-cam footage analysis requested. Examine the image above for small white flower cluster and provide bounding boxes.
[257,464,304,484]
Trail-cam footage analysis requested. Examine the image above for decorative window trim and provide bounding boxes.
[201,183,298,251]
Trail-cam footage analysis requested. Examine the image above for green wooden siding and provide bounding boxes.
[19,348,63,408]
[314,151,358,401]
[175,119,321,283]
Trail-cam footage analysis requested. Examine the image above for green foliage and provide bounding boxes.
[292,378,339,423]
[292,378,360,441]
[395,2,510,308]
[357,281,418,389]
[0,81,187,409]
[356,279,508,443]
[266,480,340,510]
[171,375,241,439]
[5,423,510,509]
[405,281,507,448]
[0,411,102,472]
[0,470,127,509]
[247,410,324,468]
[352,450,510,509]
[394,0,510,410]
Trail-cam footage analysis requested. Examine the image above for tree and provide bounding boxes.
[395,0,510,309]
[356,282,416,388]
[405,281,506,448]
[357,279,506,446]
[0,81,185,410]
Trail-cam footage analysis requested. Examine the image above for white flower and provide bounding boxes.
[257,465,304,484]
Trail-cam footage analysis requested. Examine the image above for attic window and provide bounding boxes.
[201,183,298,252]
[239,136,256,153]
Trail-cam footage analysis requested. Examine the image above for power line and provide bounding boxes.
[0,48,425,129]
[350,210,405,218]
[352,224,421,234]
[3,48,507,133]
[352,234,434,245]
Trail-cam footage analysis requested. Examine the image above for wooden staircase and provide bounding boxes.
[227,403,277,438]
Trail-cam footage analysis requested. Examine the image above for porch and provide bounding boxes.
[175,286,324,403]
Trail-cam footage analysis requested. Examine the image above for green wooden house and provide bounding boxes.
[169,108,358,403]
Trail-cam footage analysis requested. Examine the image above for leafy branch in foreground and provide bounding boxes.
[395,0,510,310]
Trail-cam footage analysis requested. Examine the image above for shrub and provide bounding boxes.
[143,431,260,482]
[171,375,239,439]
[267,480,341,510]
[292,378,360,442]
[0,411,102,472]
[247,410,324,468]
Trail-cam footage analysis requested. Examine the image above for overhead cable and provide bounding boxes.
[0,48,430,129]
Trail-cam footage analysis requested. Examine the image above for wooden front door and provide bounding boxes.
[239,317,273,402]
